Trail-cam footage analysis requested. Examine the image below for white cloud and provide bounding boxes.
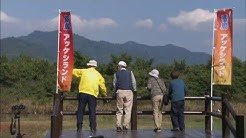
[0,11,20,23]
[81,17,118,30]
[134,18,153,29]
[39,14,118,32]
[1,11,118,38]
[167,8,213,31]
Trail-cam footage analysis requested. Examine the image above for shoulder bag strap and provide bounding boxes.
[153,77,165,94]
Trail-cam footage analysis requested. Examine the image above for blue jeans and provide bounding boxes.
[170,100,185,130]
[77,93,97,130]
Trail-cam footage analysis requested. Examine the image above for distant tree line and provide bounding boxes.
[1,52,245,104]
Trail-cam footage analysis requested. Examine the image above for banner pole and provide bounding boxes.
[56,9,61,94]
[210,9,217,132]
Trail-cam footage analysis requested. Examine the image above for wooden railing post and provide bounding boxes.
[51,115,59,138]
[236,115,244,138]
[204,94,211,133]
[131,91,137,130]
[222,93,230,138]
[51,93,63,138]
[59,93,64,133]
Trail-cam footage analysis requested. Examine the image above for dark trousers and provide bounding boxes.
[170,100,185,130]
[77,93,97,130]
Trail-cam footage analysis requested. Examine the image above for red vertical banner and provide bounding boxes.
[213,9,233,85]
[57,11,74,92]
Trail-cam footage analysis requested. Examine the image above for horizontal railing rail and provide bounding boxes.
[62,110,205,116]
[208,112,222,118]
[63,96,206,101]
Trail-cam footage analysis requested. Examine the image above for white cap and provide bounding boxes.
[149,69,159,77]
[87,60,97,67]
[118,61,127,67]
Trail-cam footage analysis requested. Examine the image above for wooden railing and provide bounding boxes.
[51,93,63,138]
[204,94,245,138]
[221,94,244,138]
[50,93,244,138]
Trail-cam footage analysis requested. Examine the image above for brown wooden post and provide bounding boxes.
[51,93,63,138]
[222,93,230,138]
[58,93,64,133]
[236,115,244,138]
[131,91,137,130]
[51,115,60,138]
[59,93,63,132]
[204,94,211,133]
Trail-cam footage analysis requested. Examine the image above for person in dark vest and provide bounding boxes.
[113,61,137,132]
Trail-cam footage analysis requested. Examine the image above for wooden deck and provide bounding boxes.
[45,129,229,138]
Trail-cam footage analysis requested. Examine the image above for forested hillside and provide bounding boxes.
[1,31,210,65]
[1,53,245,105]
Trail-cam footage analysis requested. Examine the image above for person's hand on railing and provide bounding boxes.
[103,99,110,104]
[101,95,110,104]
[112,92,116,100]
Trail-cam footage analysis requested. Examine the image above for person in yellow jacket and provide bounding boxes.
[73,60,107,132]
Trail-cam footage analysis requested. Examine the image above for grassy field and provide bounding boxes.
[0,100,245,138]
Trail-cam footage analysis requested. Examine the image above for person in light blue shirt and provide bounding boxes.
[168,70,188,131]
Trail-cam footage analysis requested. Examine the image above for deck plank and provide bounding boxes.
[45,129,226,138]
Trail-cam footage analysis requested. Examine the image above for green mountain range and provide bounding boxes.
[1,30,211,65]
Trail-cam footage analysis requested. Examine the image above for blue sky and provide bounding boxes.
[1,0,246,60]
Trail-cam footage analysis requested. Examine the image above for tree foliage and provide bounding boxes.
[0,55,56,103]
[1,53,245,103]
